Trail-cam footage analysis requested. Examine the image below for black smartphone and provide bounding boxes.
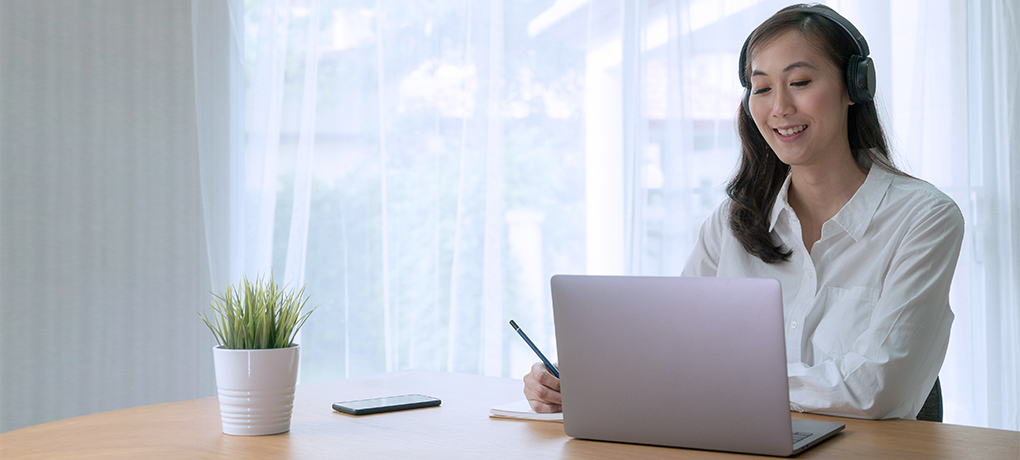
[332,394,441,415]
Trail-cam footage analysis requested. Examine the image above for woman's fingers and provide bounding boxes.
[523,362,562,413]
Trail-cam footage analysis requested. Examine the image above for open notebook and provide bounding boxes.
[489,399,563,422]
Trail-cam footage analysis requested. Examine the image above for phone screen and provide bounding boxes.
[332,394,441,415]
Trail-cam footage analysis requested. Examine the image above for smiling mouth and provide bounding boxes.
[775,125,807,136]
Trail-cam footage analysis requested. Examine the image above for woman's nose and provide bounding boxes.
[771,87,795,117]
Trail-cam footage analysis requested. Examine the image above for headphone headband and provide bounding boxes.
[802,5,869,56]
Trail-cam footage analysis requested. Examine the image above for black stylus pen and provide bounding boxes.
[509,320,559,378]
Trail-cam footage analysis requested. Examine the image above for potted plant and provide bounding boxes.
[200,274,315,436]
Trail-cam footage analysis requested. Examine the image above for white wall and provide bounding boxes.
[0,0,216,433]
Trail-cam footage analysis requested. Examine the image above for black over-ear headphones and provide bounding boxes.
[738,5,876,117]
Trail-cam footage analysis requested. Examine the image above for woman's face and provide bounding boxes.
[748,30,852,169]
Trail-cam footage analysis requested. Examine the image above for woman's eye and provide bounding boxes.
[752,87,771,95]
[791,80,811,87]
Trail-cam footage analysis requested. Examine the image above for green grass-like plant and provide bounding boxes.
[200,274,316,349]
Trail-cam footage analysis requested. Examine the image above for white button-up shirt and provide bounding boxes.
[682,166,964,420]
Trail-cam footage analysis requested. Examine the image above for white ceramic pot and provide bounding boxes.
[213,346,300,436]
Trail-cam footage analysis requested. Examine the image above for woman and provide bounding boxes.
[524,4,964,420]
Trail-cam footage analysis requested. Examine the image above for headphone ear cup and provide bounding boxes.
[846,55,876,103]
[742,86,752,118]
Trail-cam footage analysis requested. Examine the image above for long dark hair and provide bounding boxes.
[727,4,899,264]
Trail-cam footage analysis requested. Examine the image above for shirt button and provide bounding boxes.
[790,321,798,329]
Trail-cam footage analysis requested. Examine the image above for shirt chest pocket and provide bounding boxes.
[812,286,881,359]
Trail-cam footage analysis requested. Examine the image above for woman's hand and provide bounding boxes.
[523,362,562,413]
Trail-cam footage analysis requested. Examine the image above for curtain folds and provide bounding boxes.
[194,0,1019,430]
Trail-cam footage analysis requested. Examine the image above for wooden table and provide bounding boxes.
[1,370,1017,459]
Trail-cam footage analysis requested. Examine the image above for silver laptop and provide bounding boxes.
[551,275,844,457]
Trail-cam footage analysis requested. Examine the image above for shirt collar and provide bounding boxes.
[768,173,794,233]
[768,166,894,241]
[832,166,894,241]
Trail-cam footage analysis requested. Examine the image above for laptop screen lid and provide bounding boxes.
[551,275,842,457]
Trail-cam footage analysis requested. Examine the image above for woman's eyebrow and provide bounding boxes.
[751,61,818,77]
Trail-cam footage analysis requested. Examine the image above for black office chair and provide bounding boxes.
[915,377,942,422]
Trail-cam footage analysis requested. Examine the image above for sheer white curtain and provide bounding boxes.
[882,0,1020,431]
[197,0,1019,430]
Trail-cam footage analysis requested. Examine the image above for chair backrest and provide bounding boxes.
[916,378,942,422]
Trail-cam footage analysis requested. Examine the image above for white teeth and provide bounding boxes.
[777,125,807,136]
